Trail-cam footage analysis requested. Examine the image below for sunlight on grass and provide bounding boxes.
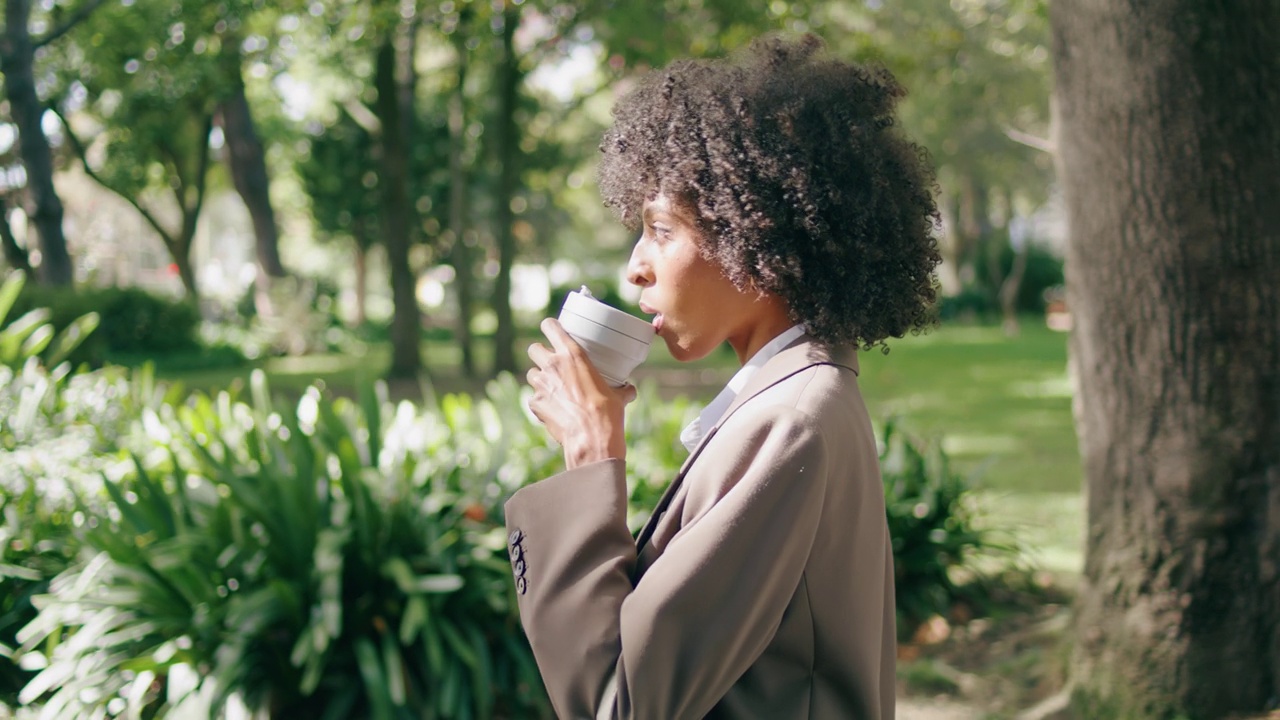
[981,491,1084,580]
[265,354,361,375]
[942,434,1022,457]
[1009,375,1075,399]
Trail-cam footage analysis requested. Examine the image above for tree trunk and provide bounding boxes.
[171,239,198,298]
[375,31,422,379]
[0,195,33,274]
[352,240,368,328]
[167,115,214,300]
[448,27,476,378]
[997,241,1027,337]
[217,64,286,280]
[491,5,521,376]
[1,0,72,286]
[1052,1,1280,717]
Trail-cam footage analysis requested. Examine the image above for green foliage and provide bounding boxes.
[995,243,1065,314]
[12,373,562,719]
[622,383,698,525]
[880,418,1013,633]
[5,328,1007,716]
[0,274,170,707]
[0,361,171,709]
[0,272,100,370]
[297,110,382,252]
[937,241,1064,321]
[6,283,247,369]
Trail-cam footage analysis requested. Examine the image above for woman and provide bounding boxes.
[507,34,940,720]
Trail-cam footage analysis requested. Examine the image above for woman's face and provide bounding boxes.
[625,193,789,363]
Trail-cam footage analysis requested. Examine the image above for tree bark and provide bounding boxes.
[217,64,286,280]
[448,26,476,378]
[1052,1,1280,717]
[0,195,33,274]
[1,0,72,286]
[352,239,368,328]
[375,30,422,379]
[491,5,521,376]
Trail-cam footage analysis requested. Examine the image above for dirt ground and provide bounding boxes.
[895,597,1075,720]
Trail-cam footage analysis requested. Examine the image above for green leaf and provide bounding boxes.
[438,660,464,719]
[0,308,50,364]
[45,311,100,367]
[358,378,382,465]
[438,618,479,671]
[467,623,494,720]
[421,609,445,675]
[355,637,394,720]
[0,270,24,325]
[399,595,428,646]
[19,324,54,360]
[0,563,42,581]
[380,631,406,707]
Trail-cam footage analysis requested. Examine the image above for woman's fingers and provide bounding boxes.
[618,382,638,405]
[524,317,630,466]
[540,318,585,359]
[527,341,552,369]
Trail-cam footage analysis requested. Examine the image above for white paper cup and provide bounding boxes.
[557,287,655,386]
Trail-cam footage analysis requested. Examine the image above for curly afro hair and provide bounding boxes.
[598,34,941,350]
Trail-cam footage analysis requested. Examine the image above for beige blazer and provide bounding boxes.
[504,337,896,719]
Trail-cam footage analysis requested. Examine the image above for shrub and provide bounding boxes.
[880,418,1014,633]
[7,283,202,366]
[14,374,557,719]
[0,270,143,708]
[937,238,1065,322]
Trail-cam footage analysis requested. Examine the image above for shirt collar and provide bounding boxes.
[679,324,808,452]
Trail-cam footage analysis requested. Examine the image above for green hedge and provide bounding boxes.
[6,284,203,365]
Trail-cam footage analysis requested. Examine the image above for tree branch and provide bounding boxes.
[33,0,108,50]
[50,105,179,250]
[1005,127,1055,154]
[342,98,381,136]
[185,114,214,229]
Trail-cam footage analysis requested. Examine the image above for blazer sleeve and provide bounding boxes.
[503,403,829,720]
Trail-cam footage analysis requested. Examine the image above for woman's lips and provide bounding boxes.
[639,302,662,332]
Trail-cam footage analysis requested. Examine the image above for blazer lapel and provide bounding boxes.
[632,337,859,552]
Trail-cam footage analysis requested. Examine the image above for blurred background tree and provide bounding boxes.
[0,0,1059,376]
[49,0,230,297]
[0,0,108,286]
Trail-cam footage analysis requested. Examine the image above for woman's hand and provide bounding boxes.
[526,318,637,469]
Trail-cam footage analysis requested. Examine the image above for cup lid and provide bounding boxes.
[559,311,652,360]
[561,289,655,343]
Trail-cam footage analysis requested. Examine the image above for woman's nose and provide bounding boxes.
[626,236,652,287]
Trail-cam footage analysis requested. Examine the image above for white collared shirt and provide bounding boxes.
[679,324,808,452]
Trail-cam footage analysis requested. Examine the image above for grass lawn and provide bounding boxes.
[160,318,1084,581]
[857,321,1084,582]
